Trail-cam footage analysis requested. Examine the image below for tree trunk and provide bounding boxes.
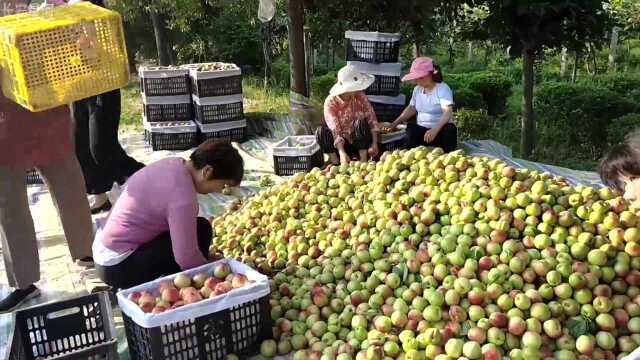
[467,41,473,61]
[521,49,535,159]
[288,0,309,101]
[149,9,170,66]
[590,43,597,77]
[304,25,313,95]
[262,20,273,89]
[560,47,568,79]
[123,23,137,73]
[608,26,620,72]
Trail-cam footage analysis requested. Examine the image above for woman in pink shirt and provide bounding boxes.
[94,140,244,289]
[316,65,380,165]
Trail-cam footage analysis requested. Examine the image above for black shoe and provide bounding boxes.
[76,256,95,268]
[90,200,112,215]
[0,285,40,313]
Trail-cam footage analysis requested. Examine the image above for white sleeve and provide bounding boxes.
[438,84,454,107]
[409,86,419,107]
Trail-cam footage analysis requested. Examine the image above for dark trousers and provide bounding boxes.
[96,217,213,289]
[407,122,458,153]
[73,89,145,195]
[315,118,373,156]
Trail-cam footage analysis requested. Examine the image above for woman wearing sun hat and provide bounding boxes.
[386,57,457,152]
[315,65,380,165]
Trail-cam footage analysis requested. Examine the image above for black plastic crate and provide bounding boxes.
[197,120,247,144]
[139,68,191,97]
[144,102,193,123]
[274,150,324,177]
[5,292,118,360]
[122,295,271,360]
[191,75,243,98]
[26,169,43,186]
[194,98,244,124]
[370,96,406,123]
[145,122,198,151]
[272,136,324,176]
[346,31,401,63]
[380,136,407,153]
[365,74,401,96]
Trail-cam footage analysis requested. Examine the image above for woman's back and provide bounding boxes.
[100,157,198,252]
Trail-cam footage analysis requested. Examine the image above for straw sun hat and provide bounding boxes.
[329,65,375,97]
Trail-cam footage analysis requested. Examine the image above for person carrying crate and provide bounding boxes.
[93,140,244,289]
[69,0,146,214]
[385,57,458,153]
[0,0,95,312]
[316,65,381,165]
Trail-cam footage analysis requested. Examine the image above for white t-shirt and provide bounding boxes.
[409,83,454,129]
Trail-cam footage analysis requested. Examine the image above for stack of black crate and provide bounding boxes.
[187,63,247,144]
[139,66,197,151]
[345,31,407,152]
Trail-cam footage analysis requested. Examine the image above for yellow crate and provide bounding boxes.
[0,3,129,112]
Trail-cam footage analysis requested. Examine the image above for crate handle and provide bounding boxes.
[46,306,81,320]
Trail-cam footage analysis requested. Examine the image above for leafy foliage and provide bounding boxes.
[607,113,640,146]
[455,109,493,140]
[535,81,639,158]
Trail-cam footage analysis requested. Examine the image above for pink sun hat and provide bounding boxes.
[402,57,437,82]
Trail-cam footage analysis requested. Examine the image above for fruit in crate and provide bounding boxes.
[128,263,253,313]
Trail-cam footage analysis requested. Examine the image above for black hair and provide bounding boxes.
[432,63,443,83]
[598,141,640,192]
[190,140,244,185]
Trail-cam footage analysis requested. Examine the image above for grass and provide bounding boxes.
[119,76,296,135]
[120,78,143,133]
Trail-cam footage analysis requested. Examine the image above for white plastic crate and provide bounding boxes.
[345,31,402,42]
[272,135,320,157]
[347,61,402,77]
[368,94,406,106]
[117,259,270,329]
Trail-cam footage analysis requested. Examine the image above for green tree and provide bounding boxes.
[468,1,610,159]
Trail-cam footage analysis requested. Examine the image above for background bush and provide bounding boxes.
[607,113,640,146]
[456,109,494,140]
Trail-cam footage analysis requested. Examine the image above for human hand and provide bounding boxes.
[368,144,379,158]
[424,128,440,143]
[339,150,350,165]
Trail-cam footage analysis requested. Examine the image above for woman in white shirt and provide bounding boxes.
[388,57,457,152]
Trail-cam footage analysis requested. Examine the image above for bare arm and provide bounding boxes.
[390,105,417,128]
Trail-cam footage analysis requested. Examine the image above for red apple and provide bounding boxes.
[231,274,248,288]
[161,287,180,303]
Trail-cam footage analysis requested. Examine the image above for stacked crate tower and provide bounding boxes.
[139,66,198,151]
[187,63,247,144]
[345,31,407,152]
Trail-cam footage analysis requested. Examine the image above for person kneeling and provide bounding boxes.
[93,140,244,289]
[316,65,380,165]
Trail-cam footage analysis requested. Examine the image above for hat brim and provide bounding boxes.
[329,74,375,97]
[401,71,428,82]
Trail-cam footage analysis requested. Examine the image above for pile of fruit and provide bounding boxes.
[182,62,238,72]
[212,147,640,359]
[126,262,251,314]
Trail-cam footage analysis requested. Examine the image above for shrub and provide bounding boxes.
[311,72,336,100]
[466,72,513,116]
[607,113,640,146]
[455,109,494,140]
[453,88,485,111]
[535,82,639,159]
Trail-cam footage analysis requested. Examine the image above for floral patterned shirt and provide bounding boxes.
[323,91,379,147]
